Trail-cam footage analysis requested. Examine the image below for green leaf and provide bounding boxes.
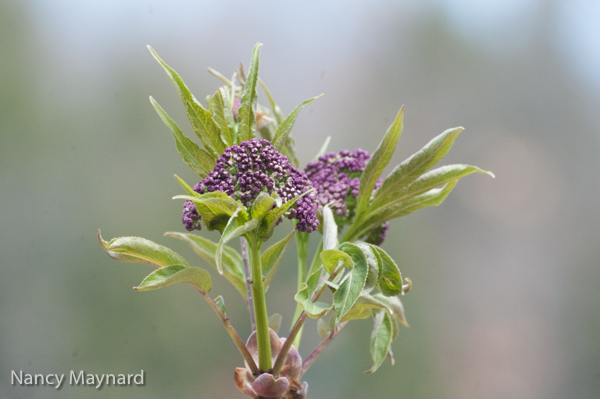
[312,136,331,161]
[238,43,262,142]
[355,242,379,294]
[251,192,276,221]
[365,311,394,373]
[148,46,225,157]
[150,97,216,178]
[174,174,199,197]
[257,188,315,241]
[371,127,463,209]
[262,229,296,287]
[333,243,370,323]
[164,232,247,298]
[340,293,391,322]
[372,293,409,328]
[268,313,283,333]
[355,107,404,216]
[317,318,330,339]
[98,231,189,268]
[295,267,332,319]
[215,295,226,315]
[322,204,338,251]
[173,191,243,232]
[271,94,323,151]
[216,207,258,274]
[134,264,212,292]
[320,249,353,274]
[259,79,284,127]
[370,246,403,297]
[208,87,235,147]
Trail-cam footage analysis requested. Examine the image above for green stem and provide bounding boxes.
[290,231,309,348]
[247,233,272,372]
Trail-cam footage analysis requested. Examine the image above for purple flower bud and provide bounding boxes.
[182,139,319,233]
[304,149,389,244]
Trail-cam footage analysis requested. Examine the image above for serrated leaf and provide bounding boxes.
[317,318,330,339]
[322,204,338,251]
[150,97,216,178]
[164,232,247,298]
[271,94,323,151]
[262,229,296,287]
[173,192,243,232]
[365,311,394,373]
[371,127,463,209]
[372,293,409,328]
[208,88,235,147]
[215,295,226,315]
[238,43,262,142]
[355,107,403,216]
[257,189,315,241]
[333,243,370,323]
[268,313,283,333]
[148,46,225,157]
[134,264,212,292]
[370,246,403,296]
[251,192,276,221]
[98,231,189,268]
[216,207,258,274]
[295,268,332,319]
[320,249,353,274]
[354,242,379,294]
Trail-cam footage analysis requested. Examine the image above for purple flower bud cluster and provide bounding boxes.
[304,149,389,244]
[183,138,319,233]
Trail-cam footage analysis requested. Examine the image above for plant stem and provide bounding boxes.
[301,321,348,376]
[192,285,259,375]
[273,265,342,378]
[240,236,256,331]
[291,231,309,348]
[247,233,272,372]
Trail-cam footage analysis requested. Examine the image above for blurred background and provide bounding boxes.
[1,0,599,398]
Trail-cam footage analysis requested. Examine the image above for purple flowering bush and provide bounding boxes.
[99,43,493,399]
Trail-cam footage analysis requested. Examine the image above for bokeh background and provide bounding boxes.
[2,0,599,398]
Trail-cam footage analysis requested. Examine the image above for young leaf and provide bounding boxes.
[370,245,403,297]
[216,207,258,274]
[259,79,284,127]
[251,192,276,222]
[320,249,353,274]
[322,204,338,251]
[355,107,404,216]
[174,174,199,197]
[312,136,332,161]
[365,310,394,374]
[340,293,392,322]
[134,264,212,292]
[271,94,323,151]
[150,97,216,178]
[295,268,332,319]
[262,230,296,287]
[371,127,463,209]
[333,243,370,323]
[148,46,225,157]
[173,192,243,232]
[164,232,247,298]
[208,88,235,147]
[317,318,330,339]
[238,43,262,143]
[372,293,409,328]
[215,295,226,315]
[98,231,189,268]
[257,188,315,241]
[354,242,379,294]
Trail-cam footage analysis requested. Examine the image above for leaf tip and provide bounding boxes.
[97,229,108,250]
